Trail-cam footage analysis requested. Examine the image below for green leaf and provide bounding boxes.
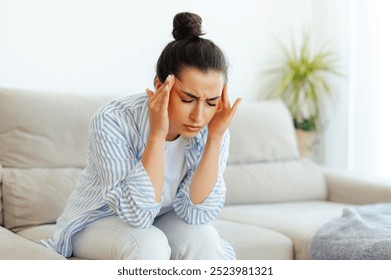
[264,33,343,132]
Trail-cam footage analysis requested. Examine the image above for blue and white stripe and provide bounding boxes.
[41,92,234,259]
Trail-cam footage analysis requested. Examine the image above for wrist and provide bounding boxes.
[148,131,167,143]
[206,135,223,146]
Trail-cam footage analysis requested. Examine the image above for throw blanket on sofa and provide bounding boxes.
[311,203,391,259]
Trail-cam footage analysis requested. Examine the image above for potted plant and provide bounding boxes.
[265,33,341,156]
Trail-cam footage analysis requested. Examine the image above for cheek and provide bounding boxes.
[168,98,186,122]
[205,106,218,121]
[167,98,177,120]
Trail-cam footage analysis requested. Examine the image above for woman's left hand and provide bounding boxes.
[207,85,241,140]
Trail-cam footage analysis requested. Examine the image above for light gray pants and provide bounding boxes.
[71,211,226,260]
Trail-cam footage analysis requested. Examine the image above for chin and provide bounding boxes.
[179,129,201,139]
[180,131,198,139]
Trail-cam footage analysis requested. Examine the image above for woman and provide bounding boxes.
[42,12,241,260]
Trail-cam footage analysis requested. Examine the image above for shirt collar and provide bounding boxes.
[188,127,207,153]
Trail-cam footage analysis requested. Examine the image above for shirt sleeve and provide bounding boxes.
[89,110,161,229]
[173,131,230,225]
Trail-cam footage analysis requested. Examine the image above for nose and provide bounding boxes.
[190,103,203,123]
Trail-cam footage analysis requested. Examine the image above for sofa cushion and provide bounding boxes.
[0,226,65,259]
[17,224,56,243]
[218,201,350,259]
[228,100,299,165]
[17,224,86,260]
[0,163,3,226]
[0,195,3,226]
[224,158,327,205]
[0,87,116,168]
[213,219,293,260]
[2,167,82,231]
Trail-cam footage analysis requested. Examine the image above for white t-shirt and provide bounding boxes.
[159,136,188,215]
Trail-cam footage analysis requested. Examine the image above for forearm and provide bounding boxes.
[189,136,222,204]
[142,136,165,202]
[105,169,161,228]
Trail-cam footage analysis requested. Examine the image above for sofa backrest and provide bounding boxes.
[227,101,299,165]
[0,88,118,231]
[224,100,327,205]
[0,88,116,169]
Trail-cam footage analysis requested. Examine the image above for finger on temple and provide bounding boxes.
[223,85,230,108]
[167,75,176,91]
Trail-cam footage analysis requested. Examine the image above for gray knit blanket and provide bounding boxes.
[311,203,391,259]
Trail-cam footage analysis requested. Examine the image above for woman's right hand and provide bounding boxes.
[146,75,175,140]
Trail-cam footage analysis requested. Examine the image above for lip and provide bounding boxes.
[184,124,202,131]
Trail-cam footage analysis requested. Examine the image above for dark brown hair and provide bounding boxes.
[156,12,228,84]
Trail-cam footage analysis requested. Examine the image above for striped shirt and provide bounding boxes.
[42,92,234,259]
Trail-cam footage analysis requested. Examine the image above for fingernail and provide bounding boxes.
[166,75,172,82]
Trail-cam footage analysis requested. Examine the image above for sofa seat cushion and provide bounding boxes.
[17,224,86,260]
[224,158,327,204]
[2,167,82,231]
[213,219,293,260]
[0,226,65,260]
[218,201,350,259]
[17,224,56,243]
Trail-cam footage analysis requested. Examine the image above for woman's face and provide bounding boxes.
[158,67,225,141]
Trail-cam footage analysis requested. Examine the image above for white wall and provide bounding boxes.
[308,0,350,168]
[0,0,311,101]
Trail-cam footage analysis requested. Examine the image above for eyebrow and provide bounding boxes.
[181,90,221,101]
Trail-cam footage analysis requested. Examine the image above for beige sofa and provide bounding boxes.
[1,87,391,260]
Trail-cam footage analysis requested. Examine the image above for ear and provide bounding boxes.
[155,77,163,90]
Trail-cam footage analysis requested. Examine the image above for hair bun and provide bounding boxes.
[172,12,204,41]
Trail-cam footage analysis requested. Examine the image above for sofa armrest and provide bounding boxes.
[322,168,391,205]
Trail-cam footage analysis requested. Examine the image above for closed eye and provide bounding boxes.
[181,99,194,103]
[207,102,217,107]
